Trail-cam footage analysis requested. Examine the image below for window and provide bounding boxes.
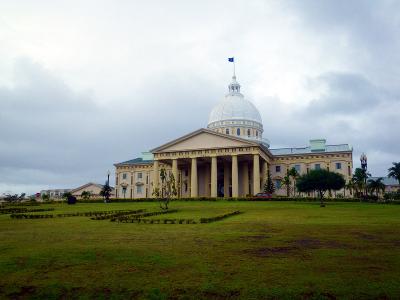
[237,128,240,135]
[137,172,142,179]
[122,173,127,180]
[336,162,342,170]
[294,164,301,173]
[247,129,251,136]
[276,166,281,173]
[348,166,351,176]
[275,179,281,189]
[184,182,188,192]
[315,164,321,170]
[136,185,142,194]
[256,130,258,137]
[226,128,230,135]
[184,169,188,177]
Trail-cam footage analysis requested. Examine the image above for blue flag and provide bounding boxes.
[228,57,234,62]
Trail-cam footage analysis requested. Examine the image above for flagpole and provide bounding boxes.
[233,61,236,77]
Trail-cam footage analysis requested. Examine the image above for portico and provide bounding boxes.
[150,128,272,198]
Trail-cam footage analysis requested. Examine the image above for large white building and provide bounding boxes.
[114,74,353,198]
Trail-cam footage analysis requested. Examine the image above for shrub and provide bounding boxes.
[200,211,242,223]
[114,209,178,222]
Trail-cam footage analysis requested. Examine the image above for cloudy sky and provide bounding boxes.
[1,0,399,195]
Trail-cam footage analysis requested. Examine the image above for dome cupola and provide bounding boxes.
[207,74,268,146]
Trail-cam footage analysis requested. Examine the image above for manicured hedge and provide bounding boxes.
[10,214,54,219]
[73,197,362,203]
[113,209,179,222]
[56,209,145,218]
[200,211,242,223]
[0,202,40,207]
[91,209,146,220]
[118,218,197,224]
[1,207,54,214]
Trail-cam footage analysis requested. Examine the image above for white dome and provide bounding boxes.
[207,74,268,147]
[208,93,262,125]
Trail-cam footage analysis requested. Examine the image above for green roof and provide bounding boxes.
[114,157,153,166]
[270,144,352,156]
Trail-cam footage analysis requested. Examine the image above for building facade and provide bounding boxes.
[114,75,353,198]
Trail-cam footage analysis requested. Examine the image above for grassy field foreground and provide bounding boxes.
[0,201,399,299]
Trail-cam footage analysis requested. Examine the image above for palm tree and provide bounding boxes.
[288,167,299,196]
[352,168,370,198]
[388,162,400,186]
[344,178,355,197]
[367,178,386,197]
[281,175,291,197]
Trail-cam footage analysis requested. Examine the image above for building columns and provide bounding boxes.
[232,155,239,197]
[153,160,159,198]
[172,159,178,197]
[241,162,249,196]
[261,160,268,190]
[224,161,230,197]
[204,163,210,197]
[211,156,218,197]
[191,158,198,197]
[253,154,260,195]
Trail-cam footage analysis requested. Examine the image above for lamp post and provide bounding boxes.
[107,170,110,186]
[360,153,368,197]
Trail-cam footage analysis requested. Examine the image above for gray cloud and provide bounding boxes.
[306,72,383,114]
[0,1,399,194]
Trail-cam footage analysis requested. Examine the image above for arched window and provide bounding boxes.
[237,128,240,135]
[247,129,251,136]
[226,128,230,135]
[256,131,258,137]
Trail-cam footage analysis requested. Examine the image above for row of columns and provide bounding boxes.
[154,154,267,198]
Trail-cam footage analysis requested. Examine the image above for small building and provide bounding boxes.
[70,182,115,199]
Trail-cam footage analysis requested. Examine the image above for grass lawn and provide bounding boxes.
[0,201,399,299]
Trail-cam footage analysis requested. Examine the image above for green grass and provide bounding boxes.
[1,201,400,299]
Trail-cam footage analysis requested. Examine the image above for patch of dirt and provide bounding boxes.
[243,237,352,257]
[201,289,241,300]
[301,291,337,299]
[7,286,36,299]
[239,234,271,241]
[292,238,351,250]
[244,246,298,257]
[293,239,323,249]
[353,232,379,241]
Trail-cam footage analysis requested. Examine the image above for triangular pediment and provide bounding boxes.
[151,128,258,153]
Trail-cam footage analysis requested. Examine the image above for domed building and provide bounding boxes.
[114,70,353,199]
[207,75,267,145]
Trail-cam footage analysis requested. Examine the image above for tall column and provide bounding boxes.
[204,163,210,196]
[261,160,268,190]
[211,156,218,197]
[224,161,230,197]
[153,160,159,198]
[253,154,260,195]
[190,158,198,197]
[172,159,178,198]
[242,162,249,196]
[232,155,239,197]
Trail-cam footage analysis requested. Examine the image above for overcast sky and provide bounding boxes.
[1,0,399,195]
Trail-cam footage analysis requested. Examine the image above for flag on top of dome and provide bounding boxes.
[228,57,234,62]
